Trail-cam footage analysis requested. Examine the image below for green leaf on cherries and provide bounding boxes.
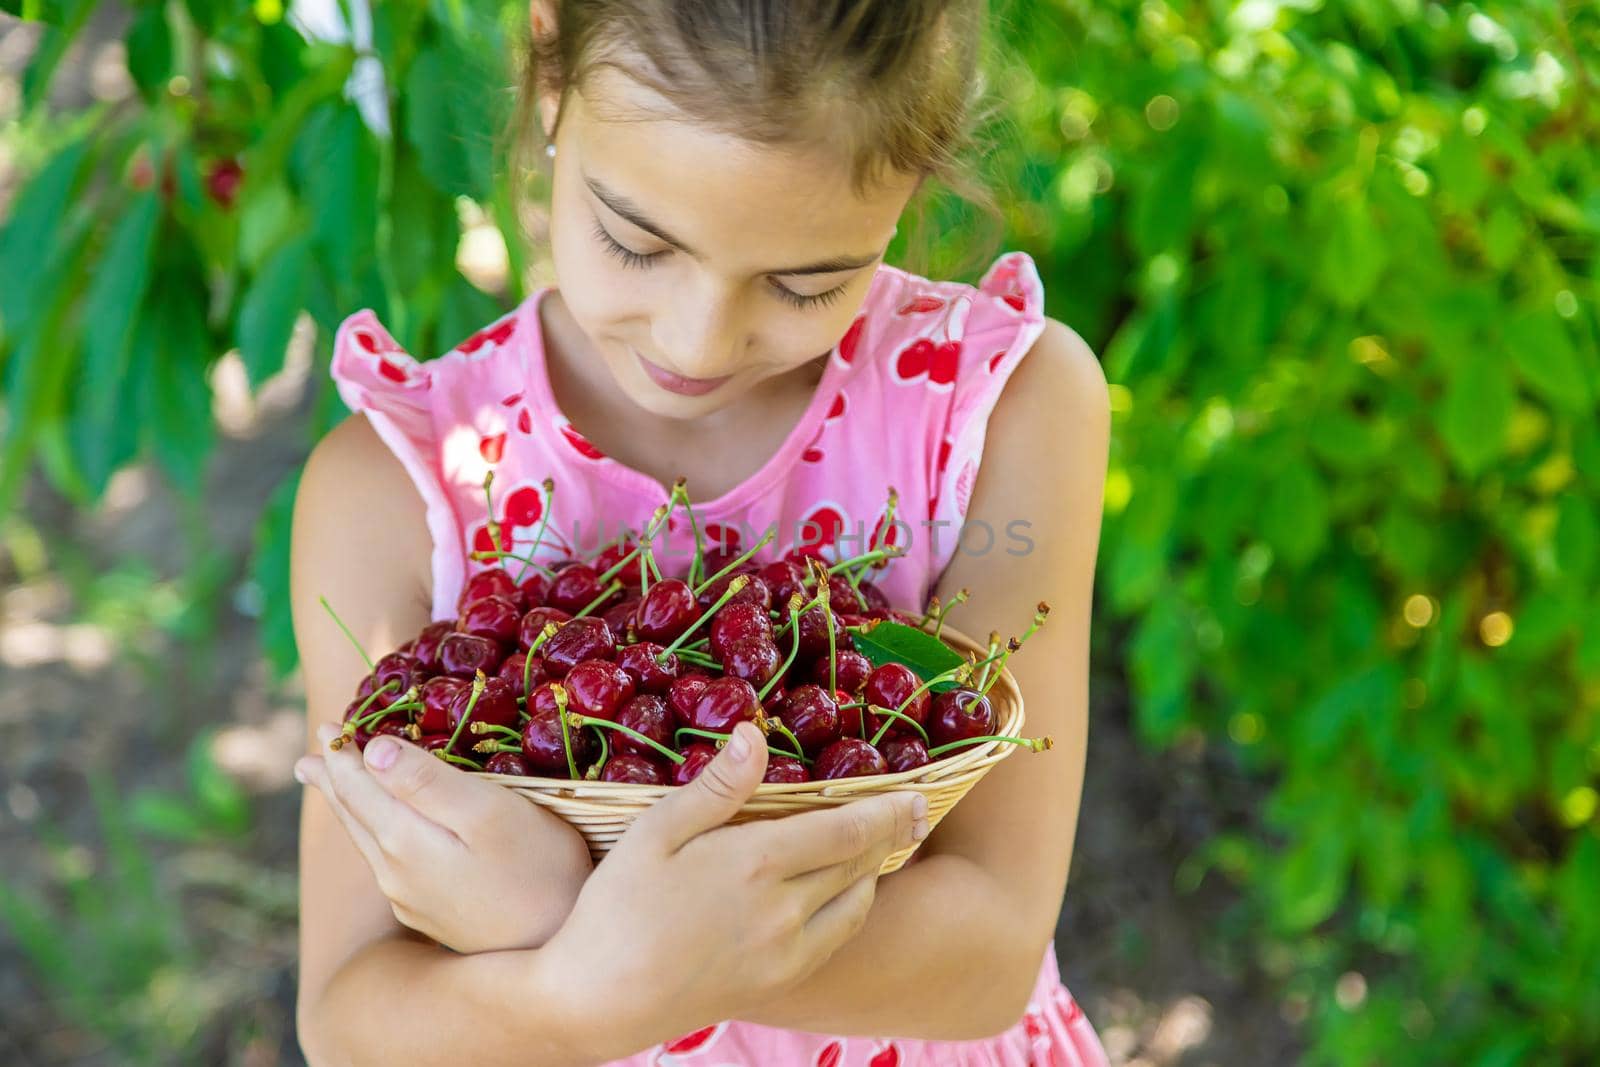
[851,621,965,693]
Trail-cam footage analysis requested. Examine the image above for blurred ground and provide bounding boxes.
[0,8,1302,1066]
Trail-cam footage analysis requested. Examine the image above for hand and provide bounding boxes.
[295,724,594,954]
[541,721,929,1052]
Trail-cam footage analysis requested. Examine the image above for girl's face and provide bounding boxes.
[543,68,919,420]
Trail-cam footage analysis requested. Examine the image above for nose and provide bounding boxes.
[650,281,746,378]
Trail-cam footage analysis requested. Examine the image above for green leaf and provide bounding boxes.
[1260,456,1329,566]
[297,104,380,287]
[1555,495,1598,583]
[0,133,93,341]
[237,175,298,273]
[237,235,311,387]
[67,191,163,496]
[136,284,215,494]
[1273,808,1353,932]
[124,2,173,102]
[254,470,303,679]
[1505,309,1591,414]
[403,33,502,200]
[1437,350,1514,475]
[1317,195,1388,308]
[851,621,967,690]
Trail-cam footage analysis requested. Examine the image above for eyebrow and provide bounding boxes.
[585,173,885,276]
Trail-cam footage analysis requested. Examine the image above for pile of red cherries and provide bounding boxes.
[327,479,1049,786]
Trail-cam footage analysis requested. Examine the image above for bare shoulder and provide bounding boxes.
[1004,317,1110,432]
[291,414,435,722]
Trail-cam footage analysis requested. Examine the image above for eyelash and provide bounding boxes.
[590,219,848,310]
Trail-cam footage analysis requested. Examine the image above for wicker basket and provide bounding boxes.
[471,626,1024,873]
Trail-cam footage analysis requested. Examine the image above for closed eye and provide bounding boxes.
[592,217,851,310]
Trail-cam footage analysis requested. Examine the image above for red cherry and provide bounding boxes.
[688,677,762,732]
[456,594,522,647]
[485,751,534,777]
[457,567,522,612]
[812,650,872,695]
[521,683,597,773]
[826,575,866,613]
[859,580,891,613]
[795,603,848,661]
[496,650,547,700]
[546,564,606,614]
[814,738,889,780]
[600,753,668,784]
[614,695,674,758]
[617,643,680,694]
[758,560,807,606]
[764,756,811,783]
[518,606,573,648]
[667,673,712,728]
[719,636,781,688]
[204,158,244,210]
[410,621,456,673]
[672,743,719,784]
[864,663,930,737]
[709,602,773,660]
[422,733,471,757]
[518,571,550,607]
[448,677,519,731]
[696,572,770,613]
[540,617,616,676]
[563,659,637,721]
[602,596,640,636]
[594,541,645,585]
[881,736,930,773]
[779,685,842,755]
[417,676,467,734]
[437,632,505,678]
[633,579,700,643]
[927,687,996,749]
[341,698,378,749]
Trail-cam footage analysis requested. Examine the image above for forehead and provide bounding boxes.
[568,67,915,268]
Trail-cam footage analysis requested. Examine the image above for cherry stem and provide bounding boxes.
[668,479,707,589]
[472,547,555,577]
[574,579,623,619]
[976,631,1003,691]
[868,705,931,748]
[691,528,777,597]
[470,722,522,740]
[596,540,642,586]
[634,503,672,595]
[765,718,810,763]
[438,672,486,761]
[481,470,507,561]
[979,603,1050,697]
[523,652,538,699]
[825,545,900,579]
[925,734,1054,760]
[551,683,579,780]
[932,588,969,639]
[319,596,374,671]
[438,750,483,769]
[657,575,751,661]
[473,740,518,754]
[674,726,801,762]
[585,728,610,780]
[674,648,720,668]
[513,478,557,583]
[529,621,560,654]
[758,595,807,702]
[567,713,685,765]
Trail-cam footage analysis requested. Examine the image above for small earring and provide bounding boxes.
[545,142,557,159]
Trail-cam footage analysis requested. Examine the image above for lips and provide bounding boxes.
[633,349,732,397]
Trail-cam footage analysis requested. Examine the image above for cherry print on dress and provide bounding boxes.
[378,358,409,383]
[868,1042,903,1067]
[702,522,742,555]
[813,1041,844,1067]
[802,445,825,464]
[834,316,865,367]
[826,391,848,421]
[896,295,946,315]
[985,257,1031,313]
[658,1022,725,1056]
[789,502,848,560]
[894,337,960,389]
[501,391,523,407]
[479,433,507,464]
[557,417,606,461]
[516,408,533,434]
[954,459,977,516]
[455,316,517,356]
[988,349,1008,374]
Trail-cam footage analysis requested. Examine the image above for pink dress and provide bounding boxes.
[329,250,1109,1067]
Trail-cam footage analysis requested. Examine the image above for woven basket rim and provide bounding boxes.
[471,624,1025,795]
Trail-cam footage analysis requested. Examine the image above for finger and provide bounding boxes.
[782,804,924,910]
[316,726,458,859]
[361,733,507,842]
[752,791,925,878]
[797,872,880,968]
[298,753,388,874]
[630,721,767,853]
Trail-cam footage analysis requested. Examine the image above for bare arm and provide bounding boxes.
[290,415,605,1066]
[741,320,1111,1038]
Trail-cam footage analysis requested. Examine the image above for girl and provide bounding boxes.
[290,1,1111,1063]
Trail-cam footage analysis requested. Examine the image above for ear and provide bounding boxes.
[529,0,563,142]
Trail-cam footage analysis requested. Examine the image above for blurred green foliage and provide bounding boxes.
[1,0,1598,1063]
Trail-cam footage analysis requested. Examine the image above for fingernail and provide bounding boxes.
[912,794,928,820]
[293,760,309,785]
[913,818,930,841]
[727,724,751,760]
[365,737,399,770]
